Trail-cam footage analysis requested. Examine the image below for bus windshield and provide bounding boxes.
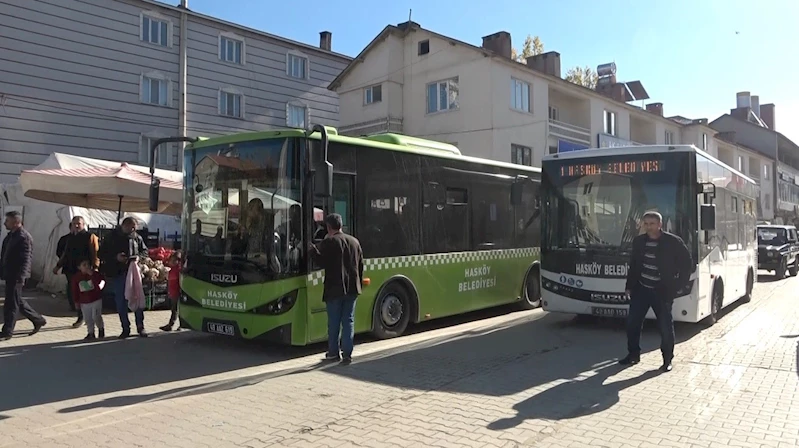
[182,137,304,280]
[542,152,692,253]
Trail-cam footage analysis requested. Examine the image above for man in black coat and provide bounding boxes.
[54,216,101,328]
[620,211,692,372]
[98,217,149,339]
[1,211,46,340]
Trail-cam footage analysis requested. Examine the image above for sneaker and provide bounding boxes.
[0,333,11,341]
[71,318,84,329]
[98,329,105,339]
[660,360,673,372]
[618,354,640,366]
[118,331,131,339]
[30,320,46,336]
[83,333,96,341]
[138,330,149,338]
[340,356,352,366]
[324,353,341,362]
[159,324,173,332]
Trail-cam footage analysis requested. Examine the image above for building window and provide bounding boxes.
[141,73,169,106]
[418,40,430,55]
[765,193,771,210]
[603,110,616,136]
[140,136,174,168]
[287,53,308,79]
[665,130,674,144]
[286,103,307,128]
[364,84,382,105]
[426,77,459,114]
[511,144,532,166]
[219,35,244,64]
[702,133,708,150]
[764,165,771,180]
[737,155,744,172]
[141,13,169,47]
[510,78,531,112]
[219,89,244,118]
[548,106,559,121]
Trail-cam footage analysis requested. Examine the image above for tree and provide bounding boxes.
[511,35,544,62]
[565,65,599,89]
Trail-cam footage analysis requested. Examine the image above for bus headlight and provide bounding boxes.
[253,290,298,315]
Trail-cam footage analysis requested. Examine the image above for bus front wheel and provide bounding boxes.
[518,267,541,310]
[371,283,411,339]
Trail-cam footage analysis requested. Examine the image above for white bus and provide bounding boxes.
[540,145,757,325]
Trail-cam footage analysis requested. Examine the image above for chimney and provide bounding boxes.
[645,102,664,117]
[179,0,188,7]
[730,107,750,121]
[751,95,761,117]
[760,103,776,130]
[481,31,512,59]
[319,31,332,51]
[595,83,627,103]
[526,51,561,77]
[736,91,751,108]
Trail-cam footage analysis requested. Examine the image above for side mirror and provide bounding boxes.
[700,204,716,230]
[314,161,333,198]
[510,181,523,205]
[149,178,160,212]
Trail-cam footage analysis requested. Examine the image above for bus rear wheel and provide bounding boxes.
[371,283,411,339]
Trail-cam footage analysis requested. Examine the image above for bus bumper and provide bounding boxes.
[541,292,701,323]
[178,305,302,345]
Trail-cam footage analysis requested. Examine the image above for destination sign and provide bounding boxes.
[559,160,665,177]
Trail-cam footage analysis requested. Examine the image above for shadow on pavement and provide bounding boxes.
[781,334,799,377]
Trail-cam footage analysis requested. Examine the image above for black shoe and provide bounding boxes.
[159,324,173,332]
[660,360,673,372]
[84,333,96,341]
[0,333,11,341]
[340,356,352,366]
[618,354,640,366]
[98,329,105,339]
[30,320,46,336]
[72,318,84,329]
[118,331,131,339]
[138,330,149,338]
[324,353,341,362]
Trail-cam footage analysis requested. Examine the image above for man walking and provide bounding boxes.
[1,211,46,340]
[619,211,692,372]
[99,217,149,339]
[54,216,100,328]
[309,214,364,365]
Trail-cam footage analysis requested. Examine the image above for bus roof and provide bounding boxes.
[542,144,757,185]
[188,127,541,175]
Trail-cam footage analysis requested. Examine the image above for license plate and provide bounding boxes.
[207,322,235,336]
[591,306,628,318]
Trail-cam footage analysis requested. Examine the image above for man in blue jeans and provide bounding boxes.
[98,217,149,339]
[309,214,364,365]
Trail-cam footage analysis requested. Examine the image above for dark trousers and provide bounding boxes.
[110,275,144,332]
[326,295,357,358]
[167,296,178,326]
[2,280,45,335]
[64,273,83,320]
[626,287,675,361]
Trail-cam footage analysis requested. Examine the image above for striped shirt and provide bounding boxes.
[639,237,661,289]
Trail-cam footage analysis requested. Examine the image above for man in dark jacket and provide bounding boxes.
[1,211,46,340]
[309,214,364,365]
[99,217,148,339]
[54,217,99,328]
[620,211,692,372]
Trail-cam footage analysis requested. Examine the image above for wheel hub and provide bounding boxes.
[380,294,403,327]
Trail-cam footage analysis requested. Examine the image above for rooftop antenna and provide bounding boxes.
[408,9,412,22]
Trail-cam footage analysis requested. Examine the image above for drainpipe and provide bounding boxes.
[178,0,189,171]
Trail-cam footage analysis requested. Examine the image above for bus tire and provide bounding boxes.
[741,269,754,303]
[518,266,541,310]
[371,282,411,339]
[704,282,723,326]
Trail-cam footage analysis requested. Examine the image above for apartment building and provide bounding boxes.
[710,93,799,224]
[0,0,350,182]
[327,21,681,167]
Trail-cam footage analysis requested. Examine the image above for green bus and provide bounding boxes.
[152,126,542,345]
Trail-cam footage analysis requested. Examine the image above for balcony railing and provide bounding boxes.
[548,119,591,145]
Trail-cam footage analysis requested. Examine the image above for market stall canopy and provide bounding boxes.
[19,154,184,216]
